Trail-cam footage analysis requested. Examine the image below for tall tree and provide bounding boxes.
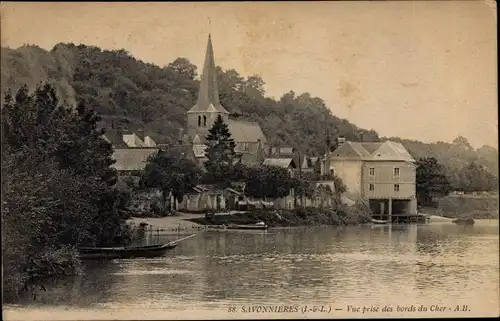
[203,115,237,187]
[141,149,201,213]
[456,162,498,193]
[2,83,130,300]
[243,165,295,200]
[416,157,452,206]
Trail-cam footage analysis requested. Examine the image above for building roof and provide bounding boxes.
[111,148,159,171]
[187,34,229,114]
[360,142,383,154]
[329,140,415,162]
[102,131,128,148]
[263,158,296,168]
[227,119,267,144]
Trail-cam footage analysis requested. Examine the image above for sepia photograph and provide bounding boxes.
[1,1,498,320]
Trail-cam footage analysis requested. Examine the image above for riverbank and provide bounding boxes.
[127,204,371,231]
[421,194,499,220]
[186,205,371,227]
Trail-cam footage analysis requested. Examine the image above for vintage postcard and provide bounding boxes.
[1,1,498,320]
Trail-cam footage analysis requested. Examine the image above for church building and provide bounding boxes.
[179,34,268,166]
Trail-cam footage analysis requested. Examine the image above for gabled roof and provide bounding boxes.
[111,148,159,171]
[330,141,371,159]
[329,140,415,162]
[370,141,415,162]
[227,119,267,143]
[187,34,229,114]
[102,131,128,148]
[263,158,296,168]
[360,142,383,154]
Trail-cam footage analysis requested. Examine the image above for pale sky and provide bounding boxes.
[1,1,497,148]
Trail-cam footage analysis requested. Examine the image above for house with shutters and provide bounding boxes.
[179,34,268,166]
[321,139,417,218]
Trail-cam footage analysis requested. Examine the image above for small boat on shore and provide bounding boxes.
[78,234,196,260]
[226,222,268,230]
[452,218,475,225]
[371,218,388,225]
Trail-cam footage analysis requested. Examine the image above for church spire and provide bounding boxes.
[187,33,229,114]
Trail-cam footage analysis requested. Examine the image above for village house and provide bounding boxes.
[179,34,268,167]
[267,146,321,175]
[321,139,417,218]
[176,185,243,212]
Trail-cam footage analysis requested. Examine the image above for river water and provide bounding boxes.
[4,220,499,320]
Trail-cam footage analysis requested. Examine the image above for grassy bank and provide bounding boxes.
[186,204,371,227]
[420,195,499,219]
[437,195,498,219]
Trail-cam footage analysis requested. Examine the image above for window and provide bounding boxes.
[394,168,400,176]
[369,168,375,176]
[330,169,334,176]
[394,184,400,192]
[242,142,249,151]
[203,115,207,127]
[369,184,374,191]
[198,116,201,127]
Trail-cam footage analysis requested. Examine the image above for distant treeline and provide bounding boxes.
[1,43,497,182]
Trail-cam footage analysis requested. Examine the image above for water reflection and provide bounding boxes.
[13,221,499,313]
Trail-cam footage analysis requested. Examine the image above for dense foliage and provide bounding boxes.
[1,44,497,184]
[1,84,131,301]
[416,157,453,206]
[140,149,201,212]
[202,115,237,187]
[188,206,370,227]
[241,165,296,199]
[452,162,498,193]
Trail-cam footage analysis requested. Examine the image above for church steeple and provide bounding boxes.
[187,34,229,114]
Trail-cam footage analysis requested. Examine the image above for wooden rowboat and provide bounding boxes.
[78,234,196,260]
[371,218,388,225]
[226,223,268,230]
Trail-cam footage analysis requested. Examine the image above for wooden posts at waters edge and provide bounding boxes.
[388,197,392,223]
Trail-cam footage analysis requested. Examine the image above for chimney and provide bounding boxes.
[337,136,346,145]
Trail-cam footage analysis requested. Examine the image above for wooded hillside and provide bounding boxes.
[1,44,497,178]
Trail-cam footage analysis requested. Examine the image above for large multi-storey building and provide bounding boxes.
[321,140,417,217]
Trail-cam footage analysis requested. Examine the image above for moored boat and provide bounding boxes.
[226,223,268,230]
[78,234,196,260]
[371,218,388,225]
[452,218,475,225]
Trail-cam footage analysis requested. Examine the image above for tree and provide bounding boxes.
[2,83,130,300]
[456,162,497,193]
[141,149,201,213]
[416,157,452,206]
[452,136,473,151]
[243,165,295,200]
[203,115,237,187]
[293,178,315,199]
[332,175,347,195]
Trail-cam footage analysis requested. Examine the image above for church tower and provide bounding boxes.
[186,34,229,140]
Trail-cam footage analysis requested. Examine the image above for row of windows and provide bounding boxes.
[369,167,400,176]
[369,184,400,192]
[198,116,207,127]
